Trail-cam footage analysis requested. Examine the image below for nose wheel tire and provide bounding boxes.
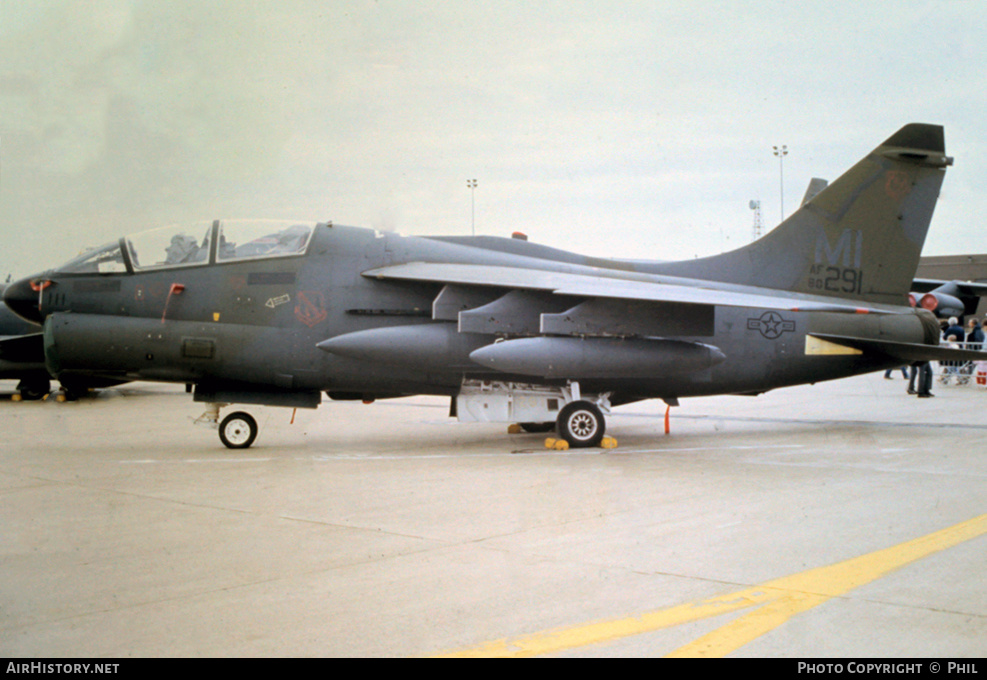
[219,411,258,449]
[556,401,605,448]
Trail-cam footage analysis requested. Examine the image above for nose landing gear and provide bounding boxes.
[218,412,259,449]
[458,379,611,448]
[195,402,259,449]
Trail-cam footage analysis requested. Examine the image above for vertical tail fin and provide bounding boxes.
[661,124,952,306]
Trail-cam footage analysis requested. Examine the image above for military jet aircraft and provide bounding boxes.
[5,123,985,449]
[1,282,129,400]
[908,279,987,320]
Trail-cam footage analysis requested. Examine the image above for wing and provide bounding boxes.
[363,262,894,316]
[351,262,927,380]
[910,278,987,296]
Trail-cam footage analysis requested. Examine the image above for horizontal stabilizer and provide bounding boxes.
[809,333,987,364]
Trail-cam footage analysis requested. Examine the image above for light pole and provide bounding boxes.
[467,179,477,236]
[773,145,788,222]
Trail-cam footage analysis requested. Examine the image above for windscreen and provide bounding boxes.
[56,241,128,274]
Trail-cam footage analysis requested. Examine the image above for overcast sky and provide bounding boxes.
[2,0,985,277]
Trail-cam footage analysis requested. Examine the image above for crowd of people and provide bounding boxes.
[884,316,985,397]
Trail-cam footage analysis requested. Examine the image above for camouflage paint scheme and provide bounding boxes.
[5,124,983,447]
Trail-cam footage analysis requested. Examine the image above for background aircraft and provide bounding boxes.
[5,123,985,449]
[915,253,987,321]
[0,282,128,401]
[0,284,50,399]
[908,279,987,320]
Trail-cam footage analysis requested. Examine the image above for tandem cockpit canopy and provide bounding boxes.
[55,220,319,274]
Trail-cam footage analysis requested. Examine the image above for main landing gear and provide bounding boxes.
[556,400,606,448]
[12,378,50,402]
[457,380,611,448]
[11,378,92,402]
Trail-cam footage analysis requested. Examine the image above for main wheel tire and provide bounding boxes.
[219,411,258,449]
[556,401,605,448]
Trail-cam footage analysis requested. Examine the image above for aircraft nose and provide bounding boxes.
[3,274,50,324]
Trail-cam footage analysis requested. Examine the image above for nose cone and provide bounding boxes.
[3,274,48,324]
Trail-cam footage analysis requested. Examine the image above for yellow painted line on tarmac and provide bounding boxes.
[436,513,987,658]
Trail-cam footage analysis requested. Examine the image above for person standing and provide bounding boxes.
[909,362,934,397]
[885,366,908,379]
[945,317,965,343]
[965,318,984,349]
